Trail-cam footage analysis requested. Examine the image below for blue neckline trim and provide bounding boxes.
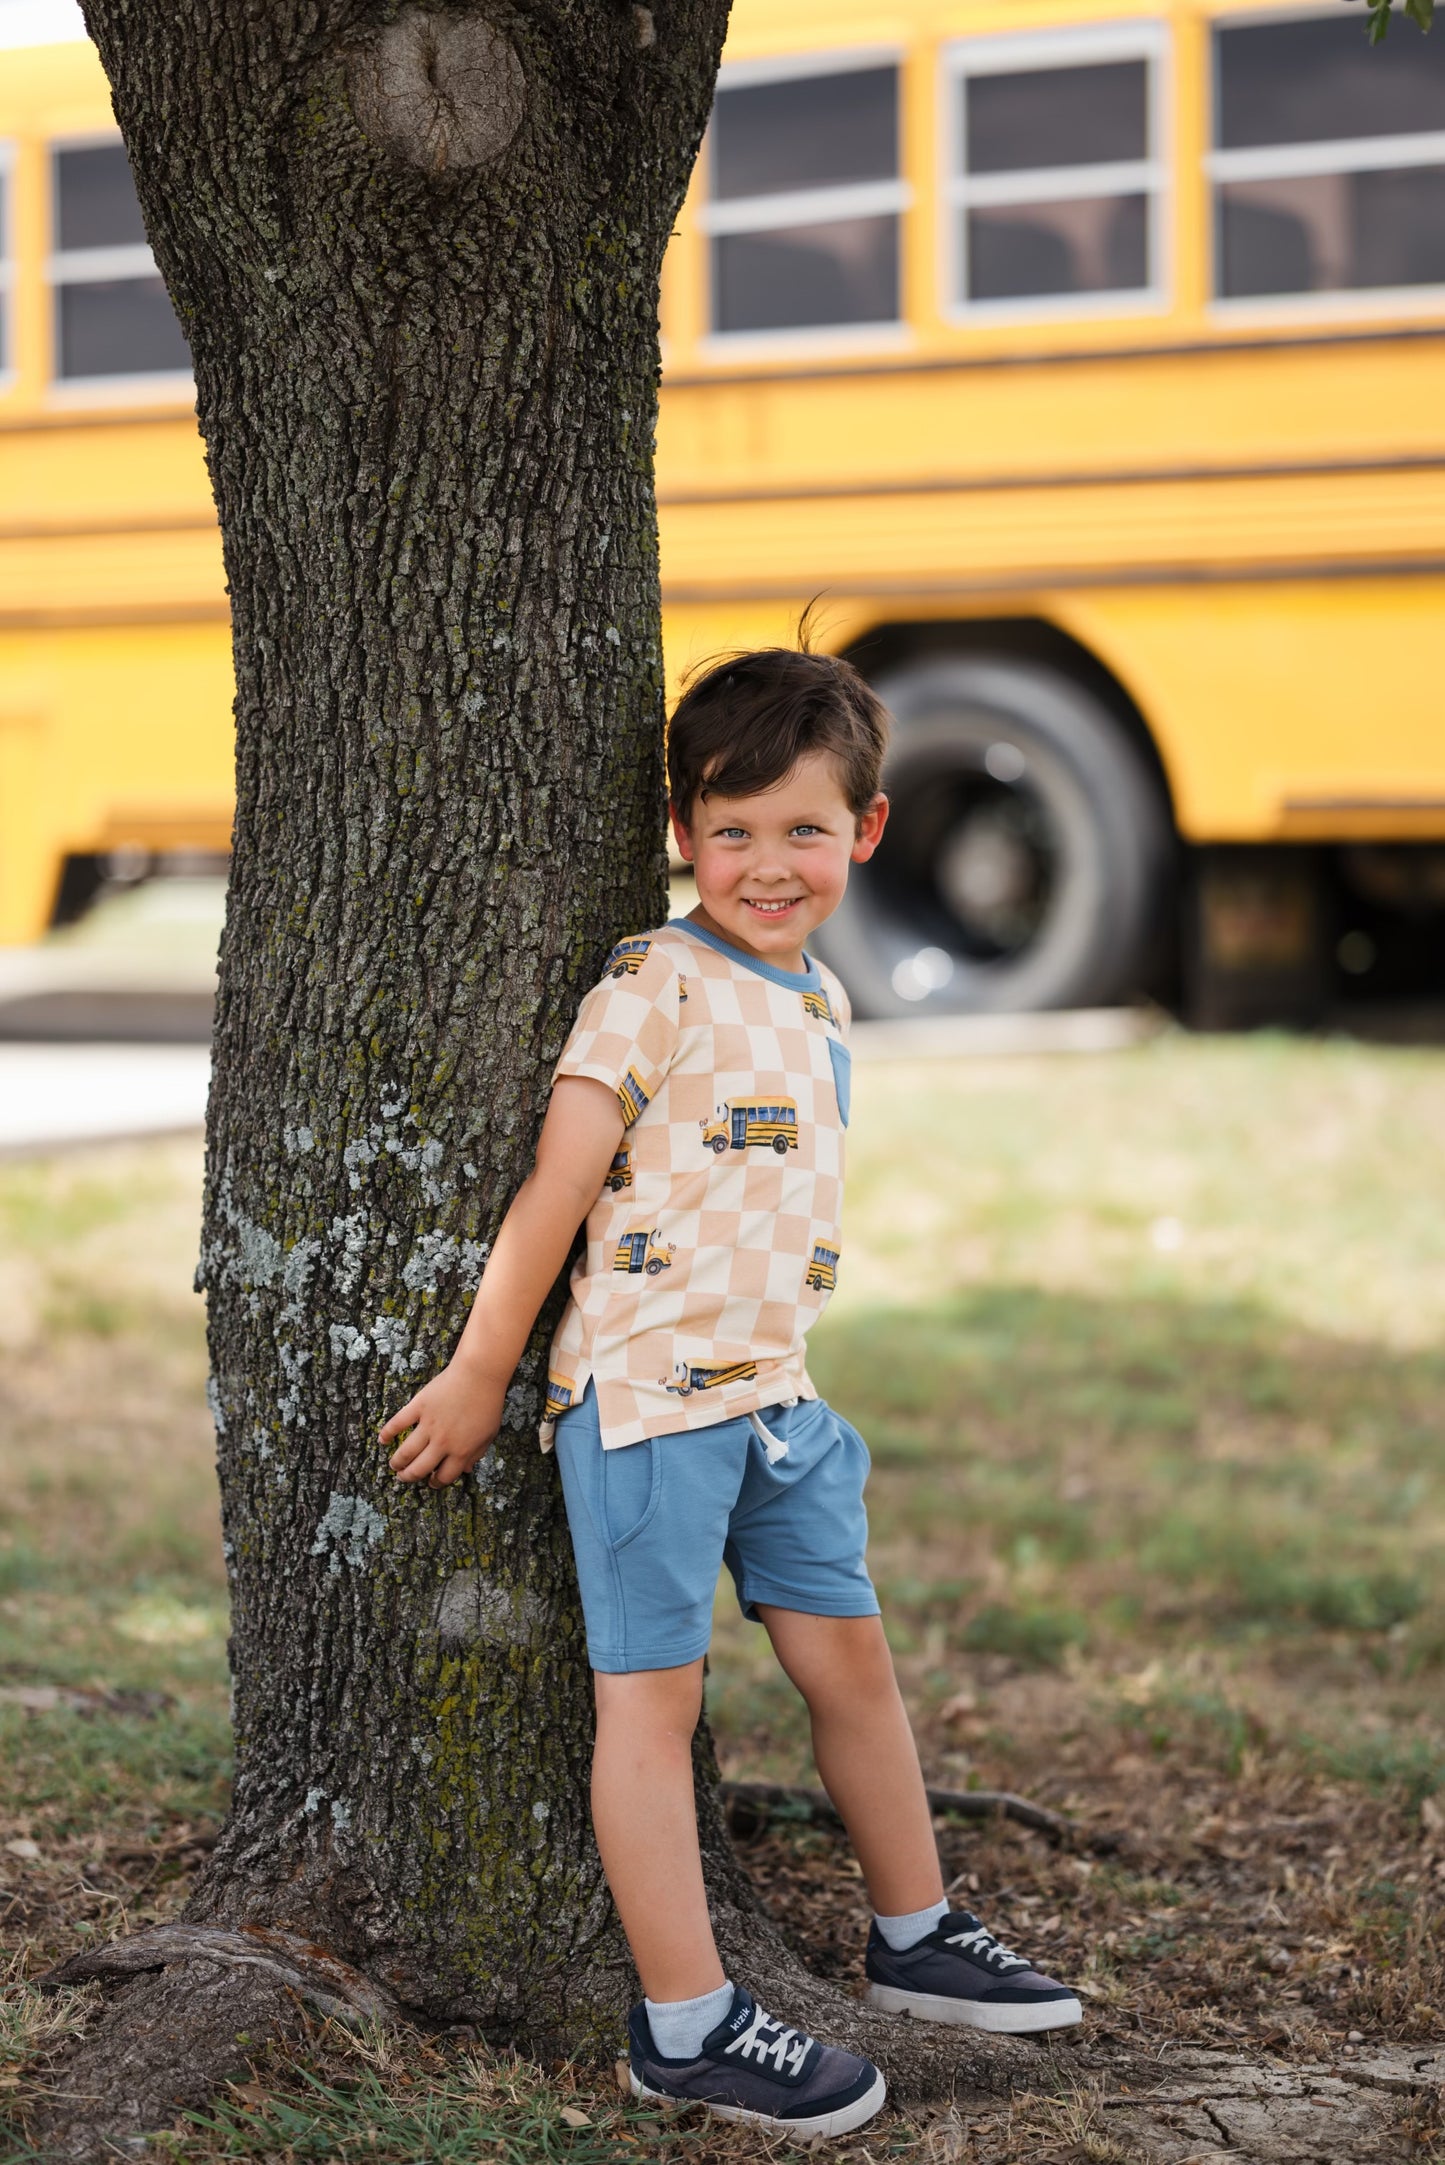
[677,919,821,992]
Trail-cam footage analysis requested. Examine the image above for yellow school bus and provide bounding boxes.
[3,3,1444,1020]
[613,1228,677,1277]
[699,1100,801,1154]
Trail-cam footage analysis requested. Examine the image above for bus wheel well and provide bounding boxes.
[838,615,1177,831]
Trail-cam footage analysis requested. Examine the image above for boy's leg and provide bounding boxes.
[756,1605,944,1916]
[595,1655,887,2137]
[591,1660,727,2003]
[557,1392,885,2125]
[759,1603,1082,2034]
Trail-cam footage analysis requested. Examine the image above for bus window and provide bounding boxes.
[51,139,191,381]
[702,54,905,336]
[945,27,1167,315]
[1211,14,1445,302]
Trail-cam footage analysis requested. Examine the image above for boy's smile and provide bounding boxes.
[671,750,888,975]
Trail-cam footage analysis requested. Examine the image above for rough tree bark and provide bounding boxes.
[31,2,1077,2150]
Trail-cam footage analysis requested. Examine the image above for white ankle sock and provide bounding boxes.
[874,1898,950,1951]
[644,1979,735,2059]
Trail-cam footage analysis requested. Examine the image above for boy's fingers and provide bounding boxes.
[389,1426,435,1474]
[379,1399,420,1445]
[394,1435,449,1484]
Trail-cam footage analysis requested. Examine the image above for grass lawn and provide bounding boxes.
[1,1031,1443,2161]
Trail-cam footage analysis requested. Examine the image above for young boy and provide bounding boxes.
[382,647,1080,2138]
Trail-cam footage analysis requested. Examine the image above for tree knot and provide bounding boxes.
[349,9,525,174]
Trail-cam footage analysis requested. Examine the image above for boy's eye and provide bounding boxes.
[717,826,749,840]
[791,824,822,837]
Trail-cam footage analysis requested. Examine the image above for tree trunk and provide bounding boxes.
[76,0,730,2050]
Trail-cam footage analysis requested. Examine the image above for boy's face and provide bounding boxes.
[670,749,889,972]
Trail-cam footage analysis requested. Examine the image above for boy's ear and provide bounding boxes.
[851,793,889,865]
[668,802,696,864]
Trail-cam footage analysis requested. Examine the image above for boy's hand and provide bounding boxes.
[381,1359,507,1488]
[380,1077,623,1492]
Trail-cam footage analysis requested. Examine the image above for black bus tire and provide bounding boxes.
[811,653,1173,1017]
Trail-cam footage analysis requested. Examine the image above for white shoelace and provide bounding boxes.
[945,1923,1031,1973]
[724,2002,813,2077]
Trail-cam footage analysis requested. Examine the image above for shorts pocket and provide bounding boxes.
[602,1438,662,1550]
[833,1408,872,1478]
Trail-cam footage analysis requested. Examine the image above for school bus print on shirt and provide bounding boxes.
[544,1372,577,1420]
[613,1228,676,1277]
[805,1242,839,1292]
[801,987,835,1025]
[660,1359,759,1397]
[617,1068,650,1125]
[605,1145,632,1193]
[606,937,652,979]
[699,1099,798,1156]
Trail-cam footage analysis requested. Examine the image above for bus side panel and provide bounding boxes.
[0,660,51,945]
[1052,580,1445,842]
[0,622,235,941]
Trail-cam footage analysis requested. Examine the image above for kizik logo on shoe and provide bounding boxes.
[724,2003,814,2081]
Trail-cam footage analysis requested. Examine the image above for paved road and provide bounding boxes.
[0,1044,211,1156]
[0,1010,1165,1158]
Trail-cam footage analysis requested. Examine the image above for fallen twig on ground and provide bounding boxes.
[719,1778,1121,1852]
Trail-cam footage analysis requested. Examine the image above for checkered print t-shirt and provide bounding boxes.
[539,921,851,1451]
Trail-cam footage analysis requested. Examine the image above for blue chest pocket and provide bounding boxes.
[827,1037,851,1127]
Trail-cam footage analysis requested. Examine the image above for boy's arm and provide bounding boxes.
[381,1076,625,1488]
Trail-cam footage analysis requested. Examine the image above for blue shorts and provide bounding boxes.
[552,1385,879,1674]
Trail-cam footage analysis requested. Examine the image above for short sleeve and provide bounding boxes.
[553,935,683,1127]
[818,962,852,1039]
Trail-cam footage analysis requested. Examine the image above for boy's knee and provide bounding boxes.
[594,1661,704,1746]
[766,1611,897,1707]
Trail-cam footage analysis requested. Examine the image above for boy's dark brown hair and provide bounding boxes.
[667,622,891,826]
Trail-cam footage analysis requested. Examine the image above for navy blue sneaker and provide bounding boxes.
[865,1910,1082,2034]
[628,1984,886,2136]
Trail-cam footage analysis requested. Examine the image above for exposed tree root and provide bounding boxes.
[26,1929,400,2161]
[44,1922,402,2027]
[27,1959,311,2163]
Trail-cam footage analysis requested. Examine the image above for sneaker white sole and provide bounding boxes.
[631,2065,887,2137]
[866,1983,1083,2033]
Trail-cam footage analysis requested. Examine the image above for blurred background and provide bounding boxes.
[2,0,1442,2128]
[2,0,1445,1064]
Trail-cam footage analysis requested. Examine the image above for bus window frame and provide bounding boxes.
[45,128,193,405]
[940,19,1173,329]
[0,139,14,388]
[1205,0,1445,326]
[696,43,915,361]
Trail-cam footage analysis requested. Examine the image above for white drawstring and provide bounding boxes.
[748,1409,789,1464]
